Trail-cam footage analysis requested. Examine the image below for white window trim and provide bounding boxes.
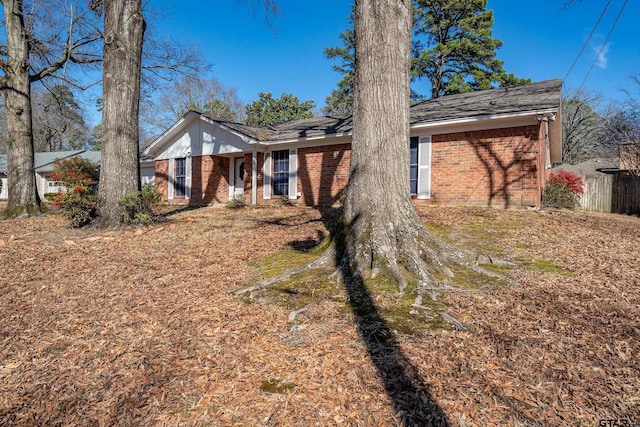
[169,157,191,200]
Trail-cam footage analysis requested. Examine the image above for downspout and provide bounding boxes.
[538,112,556,170]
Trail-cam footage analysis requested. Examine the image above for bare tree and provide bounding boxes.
[96,0,145,226]
[0,0,101,218]
[561,88,606,163]
[32,84,90,151]
[141,75,244,137]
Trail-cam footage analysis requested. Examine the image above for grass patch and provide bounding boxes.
[448,265,509,290]
[260,268,339,311]
[525,259,576,277]
[478,262,513,276]
[424,223,450,240]
[250,248,319,282]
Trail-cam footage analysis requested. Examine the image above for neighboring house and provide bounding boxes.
[550,158,619,178]
[0,150,101,200]
[619,142,640,173]
[0,150,158,201]
[140,155,156,186]
[144,79,563,209]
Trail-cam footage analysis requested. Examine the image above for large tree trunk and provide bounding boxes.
[98,0,145,226]
[0,0,41,218]
[343,0,432,290]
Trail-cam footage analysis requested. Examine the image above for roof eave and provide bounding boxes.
[410,108,559,130]
[143,111,198,158]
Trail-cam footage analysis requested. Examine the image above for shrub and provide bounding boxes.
[44,192,58,202]
[271,196,291,207]
[226,194,246,209]
[547,170,584,195]
[51,157,99,227]
[542,170,584,210]
[120,184,163,224]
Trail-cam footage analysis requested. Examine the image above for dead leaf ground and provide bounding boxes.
[0,205,638,426]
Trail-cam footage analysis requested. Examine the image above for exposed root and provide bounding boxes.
[438,312,468,331]
[233,246,336,296]
[467,263,520,287]
[235,214,519,336]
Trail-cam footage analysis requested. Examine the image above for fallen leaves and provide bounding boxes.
[0,206,638,426]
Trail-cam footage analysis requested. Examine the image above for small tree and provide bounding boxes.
[50,157,99,227]
[245,92,315,128]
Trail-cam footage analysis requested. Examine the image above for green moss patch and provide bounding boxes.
[448,264,509,290]
[525,259,576,277]
[259,379,297,394]
[250,248,319,282]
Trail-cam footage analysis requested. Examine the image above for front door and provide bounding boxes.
[234,157,245,196]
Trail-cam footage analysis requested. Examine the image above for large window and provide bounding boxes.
[174,157,186,197]
[273,150,289,196]
[410,136,418,195]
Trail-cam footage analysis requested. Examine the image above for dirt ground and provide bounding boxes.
[0,205,638,426]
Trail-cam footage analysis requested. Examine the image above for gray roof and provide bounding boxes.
[551,158,620,176]
[200,79,562,142]
[0,150,101,173]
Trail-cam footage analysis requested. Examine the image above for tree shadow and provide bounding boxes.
[469,132,538,208]
[251,141,451,423]
[331,216,451,426]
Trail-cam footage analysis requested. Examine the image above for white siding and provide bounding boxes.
[140,166,155,186]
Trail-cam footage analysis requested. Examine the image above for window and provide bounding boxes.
[410,136,418,195]
[273,150,289,196]
[174,157,186,197]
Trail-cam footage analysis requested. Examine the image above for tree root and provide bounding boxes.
[233,229,518,335]
[233,246,336,296]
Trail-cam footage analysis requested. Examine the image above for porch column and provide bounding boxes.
[252,150,258,205]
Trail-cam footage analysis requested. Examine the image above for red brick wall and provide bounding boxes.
[296,144,351,206]
[156,124,544,208]
[155,160,169,201]
[191,155,230,205]
[426,125,542,208]
[156,156,230,205]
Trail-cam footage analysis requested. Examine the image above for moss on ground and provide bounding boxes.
[524,259,576,277]
[448,264,509,290]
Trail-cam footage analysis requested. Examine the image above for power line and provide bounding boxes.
[576,0,629,92]
[563,0,612,83]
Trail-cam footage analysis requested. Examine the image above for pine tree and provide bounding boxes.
[412,0,529,98]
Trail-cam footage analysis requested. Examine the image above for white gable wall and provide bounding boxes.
[154,118,255,160]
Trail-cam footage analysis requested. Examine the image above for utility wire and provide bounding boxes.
[576,0,629,92]
[563,0,612,83]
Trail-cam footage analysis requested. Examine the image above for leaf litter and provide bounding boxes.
[0,205,638,426]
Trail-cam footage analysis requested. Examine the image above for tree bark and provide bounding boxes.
[343,0,427,290]
[0,0,41,218]
[98,0,145,226]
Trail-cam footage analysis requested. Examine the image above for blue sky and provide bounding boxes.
[131,0,639,123]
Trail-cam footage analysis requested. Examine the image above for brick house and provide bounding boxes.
[143,79,562,209]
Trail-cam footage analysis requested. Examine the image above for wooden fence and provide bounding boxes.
[580,172,640,215]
